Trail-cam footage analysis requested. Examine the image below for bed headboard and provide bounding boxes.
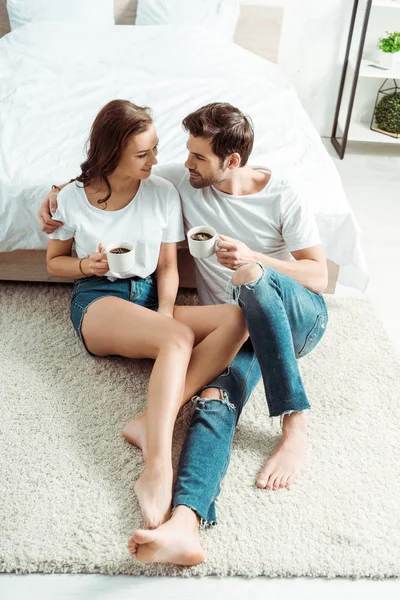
[0,1,283,63]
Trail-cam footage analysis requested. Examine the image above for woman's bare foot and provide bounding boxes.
[128,505,204,566]
[133,464,173,529]
[256,411,308,491]
[123,414,147,461]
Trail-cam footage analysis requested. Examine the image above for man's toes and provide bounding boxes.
[286,474,295,487]
[257,466,271,488]
[256,477,267,489]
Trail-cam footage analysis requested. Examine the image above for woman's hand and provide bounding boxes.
[157,306,174,319]
[87,243,109,276]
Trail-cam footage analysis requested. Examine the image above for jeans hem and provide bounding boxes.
[270,405,310,419]
[171,502,217,529]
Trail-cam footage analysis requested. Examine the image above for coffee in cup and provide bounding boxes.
[190,232,214,242]
[106,242,135,273]
[187,226,218,259]
[109,247,131,254]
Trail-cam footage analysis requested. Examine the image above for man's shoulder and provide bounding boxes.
[153,163,188,189]
[146,173,177,193]
[251,166,295,193]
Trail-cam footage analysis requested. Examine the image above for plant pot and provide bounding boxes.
[378,51,400,70]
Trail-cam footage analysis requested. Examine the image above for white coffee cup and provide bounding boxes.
[106,242,135,273]
[187,226,219,259]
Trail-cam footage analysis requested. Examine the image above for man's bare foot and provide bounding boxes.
[123,414,147,461]
[128,505,204,566]
[256,411,308,491]
[133,464,173,529]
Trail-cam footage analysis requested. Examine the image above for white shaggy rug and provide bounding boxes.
[0,282,399,578]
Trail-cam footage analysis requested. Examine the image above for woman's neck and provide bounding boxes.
[93,173,140,195]
[85,175,141,211]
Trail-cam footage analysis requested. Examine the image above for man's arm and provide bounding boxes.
[254,245,328,294]
[38,183,68,234]
[216,235,328,294]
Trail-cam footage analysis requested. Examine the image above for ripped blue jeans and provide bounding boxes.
[173,264,328,526]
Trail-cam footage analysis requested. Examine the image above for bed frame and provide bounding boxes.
[0,1,338,293]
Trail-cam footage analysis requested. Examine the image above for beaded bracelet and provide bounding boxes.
[79,257,89,277]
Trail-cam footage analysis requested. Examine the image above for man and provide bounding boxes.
[38,102,328,566]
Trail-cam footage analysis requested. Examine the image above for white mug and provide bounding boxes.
[106,242,135,273]
[187,226,219,259]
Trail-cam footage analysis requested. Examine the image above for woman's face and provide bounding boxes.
[114,124,159,180]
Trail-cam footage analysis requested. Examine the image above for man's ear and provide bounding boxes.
[228,153,241,169]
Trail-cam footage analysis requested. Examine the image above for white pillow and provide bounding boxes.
[136,0,240,41]
[7,0,115,30]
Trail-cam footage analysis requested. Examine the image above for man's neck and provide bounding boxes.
[213,166,270,196]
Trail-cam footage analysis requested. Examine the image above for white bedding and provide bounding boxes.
[0,22,368,291]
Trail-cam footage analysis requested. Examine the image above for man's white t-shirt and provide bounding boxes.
[155,164,321,305]
[49,175,185,280]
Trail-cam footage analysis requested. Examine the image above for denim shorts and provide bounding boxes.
[70,274,158,355]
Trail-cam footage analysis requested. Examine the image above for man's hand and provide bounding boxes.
[216,234,256,270]
[38,189,63,234]
[86,243,109,276]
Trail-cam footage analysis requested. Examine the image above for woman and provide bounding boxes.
[46,99,248,532]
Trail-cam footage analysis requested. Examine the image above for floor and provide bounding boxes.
[1,140,399,599]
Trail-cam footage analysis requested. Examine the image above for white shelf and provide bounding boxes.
[373,0,400,8]
[348,121,400,143]
[358,58,400,78]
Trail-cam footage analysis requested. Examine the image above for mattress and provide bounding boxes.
[0,22,368,290]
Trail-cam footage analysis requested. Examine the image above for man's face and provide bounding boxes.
[184,135,229,189]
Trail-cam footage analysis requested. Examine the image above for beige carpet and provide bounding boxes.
[0,282,399,578]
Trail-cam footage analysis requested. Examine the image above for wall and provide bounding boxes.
[242,0,352,137]
[279,0,351,137]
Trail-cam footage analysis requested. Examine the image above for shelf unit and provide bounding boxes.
[331,0,400,157]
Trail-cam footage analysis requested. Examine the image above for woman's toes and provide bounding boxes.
[280,476,288,488]
[266,475,276,491]
[273,477,281,490]
[127,539,138,556]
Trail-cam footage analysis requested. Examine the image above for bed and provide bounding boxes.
[0,0,368,294]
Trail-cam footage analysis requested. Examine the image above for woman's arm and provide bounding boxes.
[47,239,109,279]
[155,242,179,318]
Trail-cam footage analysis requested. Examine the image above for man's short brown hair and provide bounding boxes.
[182,103,254,167]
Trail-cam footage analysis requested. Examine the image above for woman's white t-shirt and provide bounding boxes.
[49,175,185,280]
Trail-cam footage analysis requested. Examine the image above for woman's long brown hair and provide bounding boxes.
[72,99,153,205]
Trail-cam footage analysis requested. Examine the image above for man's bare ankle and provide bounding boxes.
[281,411,308,433]
[172,505,200,530]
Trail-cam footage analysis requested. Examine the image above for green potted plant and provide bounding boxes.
[377,31,400,69]
[371,79,400,139]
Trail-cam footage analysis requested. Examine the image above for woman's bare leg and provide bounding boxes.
[81,296,195,528]
[123,304,248,455]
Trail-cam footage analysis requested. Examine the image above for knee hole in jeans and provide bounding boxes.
[232,262,263,287]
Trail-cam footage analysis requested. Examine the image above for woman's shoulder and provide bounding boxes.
[58,180,82,203]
